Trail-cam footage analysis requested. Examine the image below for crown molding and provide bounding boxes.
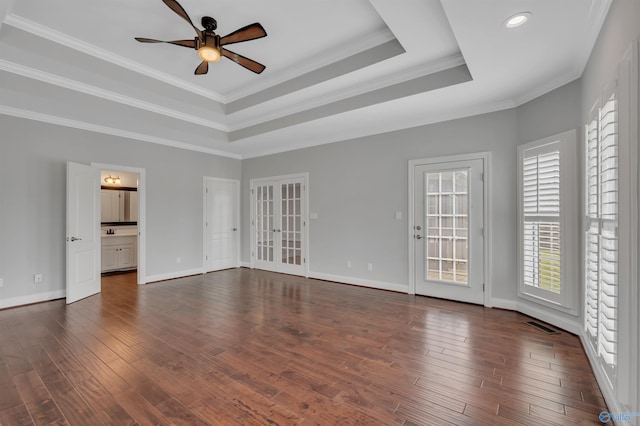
[228,53,465,131]
[582,0,613,68]
[0,0,15,32]
[225,26,397,103]
[512,67,582,107]
[511,0,612,107]
[0,59,229,132]
[4,14,227,103]
[239,98,516,159]
[0,105,241,159]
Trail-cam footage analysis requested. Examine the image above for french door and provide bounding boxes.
[251,175,307,276]
[410,157,485,305]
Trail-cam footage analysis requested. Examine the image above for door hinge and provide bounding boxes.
[206,187,208,193]
[251,189,254,195]
[481,173,484,182]
[206,255,208,260]
[304,258,306,264]
[483,283,485,291]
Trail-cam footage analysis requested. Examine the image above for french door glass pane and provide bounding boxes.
[424,170,469,284]
[256,185,274,262]
[281,183,302,266]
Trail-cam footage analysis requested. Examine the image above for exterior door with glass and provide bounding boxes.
[412,158,485,305]
[252,175,307,276]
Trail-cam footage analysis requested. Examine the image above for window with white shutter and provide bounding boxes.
[584,91,618,384]
[517,131,577,310]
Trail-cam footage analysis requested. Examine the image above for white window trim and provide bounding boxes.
[580,42,639,415]
[517,130,578,314]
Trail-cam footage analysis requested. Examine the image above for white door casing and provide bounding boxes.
[204,178,240,272]
[250,174,308,276]
[92,162,146,284]
[409,155,487,305]
[66,162,101,304]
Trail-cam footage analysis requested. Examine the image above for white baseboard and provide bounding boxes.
[0,289,66,310]
[240,261,252,268]
[144,268,204,284]
[491,297,581,335]
[580,332,632,425]
[490,297,518,311]
[308,271,409,293]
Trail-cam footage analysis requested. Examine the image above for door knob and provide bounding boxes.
[415,235,422,240]
[232,228,237,231]
[415,225,422,231]
[70,236,82,242]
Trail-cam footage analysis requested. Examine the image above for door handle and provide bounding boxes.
[70,236,82,242]
[414,235,422,240]
[232,228,237,231]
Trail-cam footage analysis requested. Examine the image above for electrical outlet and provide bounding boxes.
[34,273,43,284]
[176,257,182,264]
[346,261,352,269]
[367,263,373,272]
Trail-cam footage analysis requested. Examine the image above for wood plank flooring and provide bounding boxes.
[0,269,607,425]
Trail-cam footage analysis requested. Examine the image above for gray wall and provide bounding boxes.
[242,78,584,303]
[581,0,640,116]
[0,116,240,304]
[242,109,521,298]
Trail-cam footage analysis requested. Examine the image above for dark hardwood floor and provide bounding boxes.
[0,269,606,425]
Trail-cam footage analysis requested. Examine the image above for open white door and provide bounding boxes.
[66,162,101,304]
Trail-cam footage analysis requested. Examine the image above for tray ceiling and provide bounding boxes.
[0,0,611,158]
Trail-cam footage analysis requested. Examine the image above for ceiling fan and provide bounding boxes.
[135,0,267,75]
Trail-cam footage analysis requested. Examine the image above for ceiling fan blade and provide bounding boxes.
[162,0,203,39]
[194,61,209,75]
[220,23,267,46]
[135,38,197,48]
[221,48,266,74]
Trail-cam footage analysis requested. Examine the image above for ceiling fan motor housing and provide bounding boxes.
[202,16,217,31]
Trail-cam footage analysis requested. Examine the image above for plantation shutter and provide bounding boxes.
[585,116,600,341]
[584,91,618,378]
[522,145,561,295]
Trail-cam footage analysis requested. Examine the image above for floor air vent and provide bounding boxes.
[525,321,560,335]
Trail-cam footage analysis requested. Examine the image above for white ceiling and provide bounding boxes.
[0,0,611,159]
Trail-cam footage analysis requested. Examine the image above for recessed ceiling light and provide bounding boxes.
[505,12,532,29]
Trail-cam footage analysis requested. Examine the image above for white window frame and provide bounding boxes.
[517,130,578,313]
[582,43,638,413]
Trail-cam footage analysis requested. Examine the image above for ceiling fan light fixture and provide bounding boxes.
[198,45,221,62]
[504,12,532,28]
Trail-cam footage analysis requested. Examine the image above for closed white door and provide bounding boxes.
[204,178,239,272]
[66,162,101,304]
[251,176,307,276]
[412,159,485,305]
